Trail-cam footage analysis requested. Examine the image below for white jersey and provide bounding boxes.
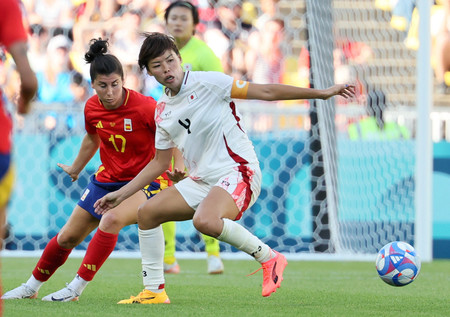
[155,71,259,184]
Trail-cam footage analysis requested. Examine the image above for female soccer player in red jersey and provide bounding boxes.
[2,38,182,302]
[0,0,38,313]
[94,32,355,304]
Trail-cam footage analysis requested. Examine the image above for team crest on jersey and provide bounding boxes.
[124,118,132,131]
[156,102,166,123]
[110,122,116,127]
[187,91,198,103]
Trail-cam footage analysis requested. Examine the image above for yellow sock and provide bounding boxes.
[202,234,220,257]
[162,222,176,264]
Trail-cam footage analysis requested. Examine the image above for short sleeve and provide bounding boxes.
[155,126,176,150]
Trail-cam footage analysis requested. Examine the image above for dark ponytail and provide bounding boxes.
[85,38,124,82]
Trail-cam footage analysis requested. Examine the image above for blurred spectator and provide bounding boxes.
[254,0,280,31]
[348,90,410,140]
[111,9,144,67]
[291,37,370,105]
[245,17,285,83]
[127,0,173,28]
[433,0,450,93]
[375,0,399,11]
[390,0,416,33]
[23,0,75,36]
[77,0,123,23]
[403,0,450,93]
[204,0,255,79]
[124,65,145,94]
[70,71,90,105]
[27,24,49,73]
[36,35,75,104]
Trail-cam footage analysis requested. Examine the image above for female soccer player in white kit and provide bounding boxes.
[94,32,355,304]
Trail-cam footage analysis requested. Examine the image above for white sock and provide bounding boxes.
[26,275,44,292]
[68,274,89,295]
[217,218,274,263]
[139,226,165,292]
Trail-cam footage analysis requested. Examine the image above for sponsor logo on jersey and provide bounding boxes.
[124,118,132,131]
[80,189,90,201]
[96,121,103,128]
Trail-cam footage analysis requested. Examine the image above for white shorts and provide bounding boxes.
[174,164,261,220]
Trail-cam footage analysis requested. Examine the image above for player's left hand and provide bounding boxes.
[166,168,187,183]
[324,84,356,100]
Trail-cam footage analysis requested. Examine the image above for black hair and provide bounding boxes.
[164,1,199,27]
[84,38,124,82]
[138,32,181,72]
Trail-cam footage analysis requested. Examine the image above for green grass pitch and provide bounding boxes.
[2,257,449,316]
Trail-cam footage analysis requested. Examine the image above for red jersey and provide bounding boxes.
[84,88,170,186]
[0,0,28,154]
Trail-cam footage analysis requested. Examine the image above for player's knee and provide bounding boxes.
[192,215,216,237]
[56,232,80,249]
[99,212,123,233]
[137,203,157,227]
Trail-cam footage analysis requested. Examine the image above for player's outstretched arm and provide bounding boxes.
[94,148,174,215]
[245,82,355,101]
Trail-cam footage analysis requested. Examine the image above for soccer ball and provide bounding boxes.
[375,241,421,286]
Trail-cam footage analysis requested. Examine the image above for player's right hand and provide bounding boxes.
[94,192,121,215]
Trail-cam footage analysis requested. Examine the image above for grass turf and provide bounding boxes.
[2,257,449,316]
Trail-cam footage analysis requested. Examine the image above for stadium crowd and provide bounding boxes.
[1,0,376,133]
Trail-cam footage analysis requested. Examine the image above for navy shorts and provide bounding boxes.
[78,174,162,220]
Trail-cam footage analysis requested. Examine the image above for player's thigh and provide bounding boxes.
[58,205,100,247]
[196,186,240,221]
[99,190,147,232]
[138,186,194,226]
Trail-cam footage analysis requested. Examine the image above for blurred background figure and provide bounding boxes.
[245,17,285,84]
[348,90,410,140]
[35,34,74,131]
[254,0,280,31]
[27,24,49,73]
[204,0,255,79]
[36,34,74,104]
[111,9,144,67]
[433,0,450,94]
[23,0,75,37]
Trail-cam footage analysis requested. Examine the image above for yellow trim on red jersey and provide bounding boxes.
[123,88,130,106]
[95,166,105,178]
[231,80,249,99]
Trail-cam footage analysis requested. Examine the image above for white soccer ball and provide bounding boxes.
[375,241,421,286]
